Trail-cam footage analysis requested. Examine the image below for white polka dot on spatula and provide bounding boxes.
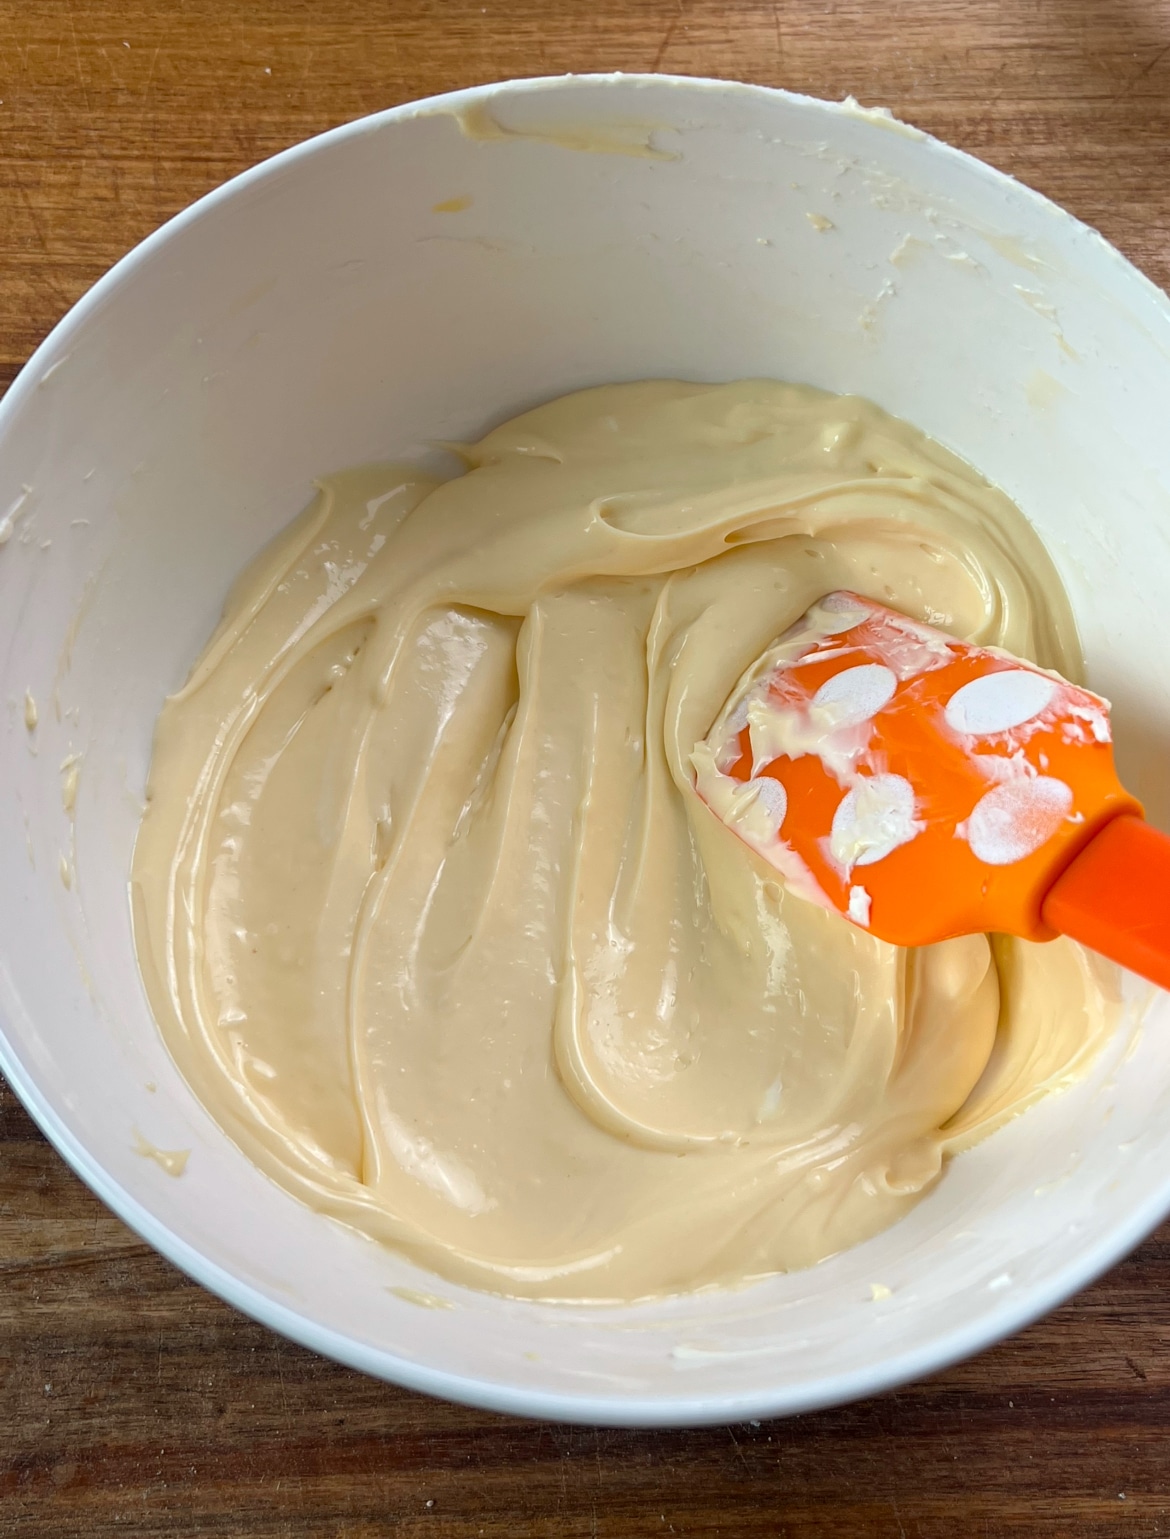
[944,669,1057,736]
[749,774,788,836]
[813,663,897,726]
[830,773,920,869]
[964,776,1073,865]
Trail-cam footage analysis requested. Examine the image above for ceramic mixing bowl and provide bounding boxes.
[2,74,1170,1425]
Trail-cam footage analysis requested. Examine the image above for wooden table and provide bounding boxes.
[2,2,1169,1533]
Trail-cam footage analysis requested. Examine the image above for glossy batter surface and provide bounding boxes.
[132,380,1116,1301]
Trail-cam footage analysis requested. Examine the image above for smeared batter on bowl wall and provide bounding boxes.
[131,380,1117,1301]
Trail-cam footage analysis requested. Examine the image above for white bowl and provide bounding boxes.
[2,75,1170,1427]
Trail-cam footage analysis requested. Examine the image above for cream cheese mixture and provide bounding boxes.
[131,380,1117,1301]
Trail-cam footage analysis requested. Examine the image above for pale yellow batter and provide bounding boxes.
[131,380,1117,1301]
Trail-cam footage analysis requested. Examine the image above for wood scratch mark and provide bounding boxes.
[650,0,685,72]
[143,41,163,95]
[63,0,92,115]
[13,176,63,286]
[890,1494,908,1539]
[727,1425,750,1475]
[1111,41,1170,103]
[274,1338,291,1418]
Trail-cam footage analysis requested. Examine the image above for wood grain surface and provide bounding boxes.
[2,2,1170,1534]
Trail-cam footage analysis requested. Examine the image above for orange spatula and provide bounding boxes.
[692,591,1170,990]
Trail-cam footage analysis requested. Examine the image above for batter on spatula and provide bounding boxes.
[693,591,1159,947]
[132,380,1118,1302]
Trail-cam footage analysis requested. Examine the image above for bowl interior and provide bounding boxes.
[2,75,1170,1424]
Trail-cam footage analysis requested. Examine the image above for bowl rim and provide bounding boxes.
[2,71,1169,1428]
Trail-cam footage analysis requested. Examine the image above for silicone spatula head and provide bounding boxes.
[692,591,1141,947]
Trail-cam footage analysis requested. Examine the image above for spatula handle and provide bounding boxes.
[1041,814,1170,991]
